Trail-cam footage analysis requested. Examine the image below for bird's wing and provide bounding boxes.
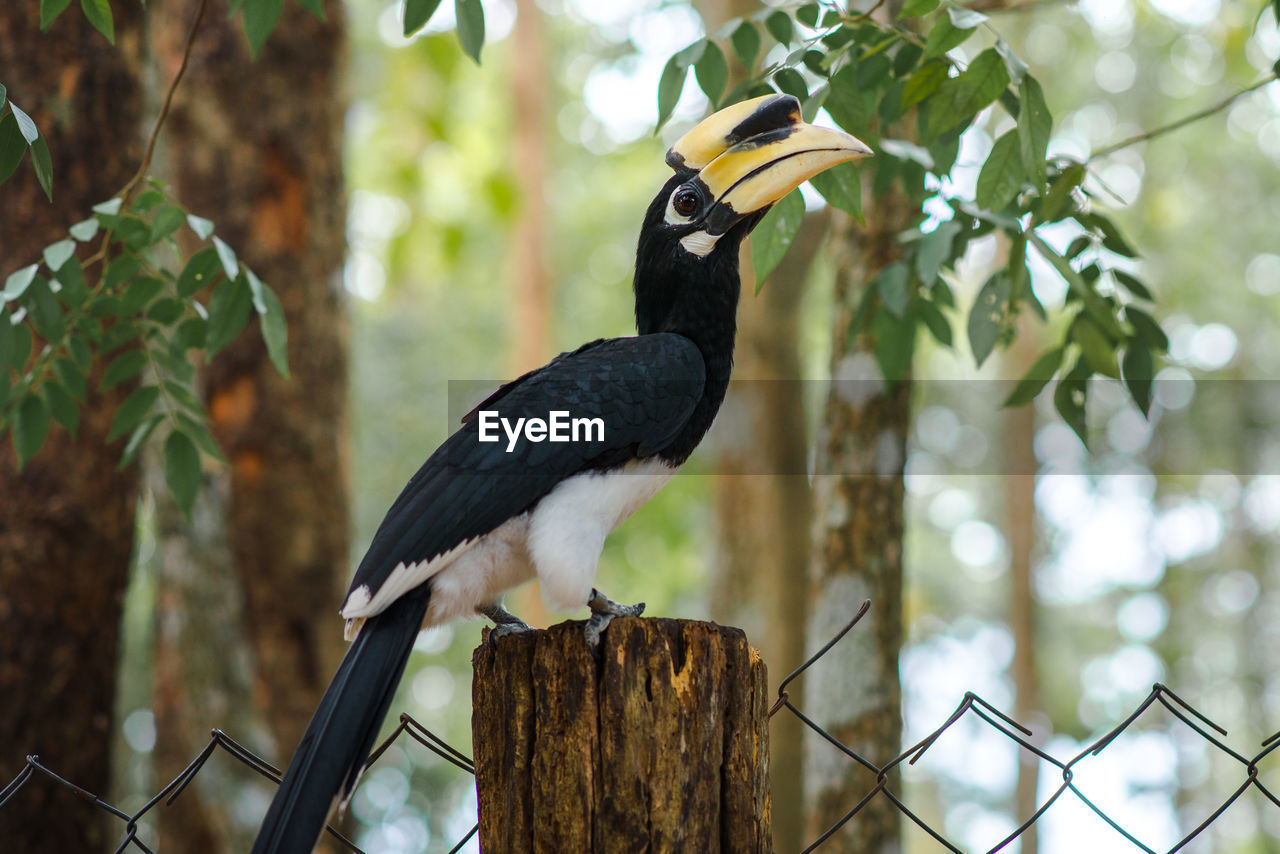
[342,333,705,616]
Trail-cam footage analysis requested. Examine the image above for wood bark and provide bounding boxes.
[0,6,145,851]
[472,618,771,853]
[148,2,349,849]
[805,187,915,852]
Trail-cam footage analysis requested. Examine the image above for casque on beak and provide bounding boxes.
[665,94,873,236]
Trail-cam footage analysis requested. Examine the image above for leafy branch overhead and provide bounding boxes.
[652,1,1279,445]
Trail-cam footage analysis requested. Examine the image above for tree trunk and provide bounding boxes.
[148,2,349,848]
[711,211,826,853]
[0,6,144,851]
[1005,326,1042,854]
[472,618,771,853]
[805,188,915,852]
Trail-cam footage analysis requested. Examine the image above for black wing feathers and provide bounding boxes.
[346,334,704,609]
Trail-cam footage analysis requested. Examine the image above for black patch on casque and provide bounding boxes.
[726,94,801,146]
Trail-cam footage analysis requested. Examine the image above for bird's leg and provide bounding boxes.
[477,602,533,640]
[584,588,645,649]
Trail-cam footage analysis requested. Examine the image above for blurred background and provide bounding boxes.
[10,0,1278,851]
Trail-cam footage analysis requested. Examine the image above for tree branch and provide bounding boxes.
[1090,73,1279,161]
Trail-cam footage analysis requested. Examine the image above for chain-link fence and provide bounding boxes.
[5,601,1277,852]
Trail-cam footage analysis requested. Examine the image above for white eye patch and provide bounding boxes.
[664,193,695,225]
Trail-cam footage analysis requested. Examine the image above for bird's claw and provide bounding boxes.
[478,602,532,646]
[584,588,644,650]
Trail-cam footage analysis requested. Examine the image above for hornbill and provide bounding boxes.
[250,94,870,853]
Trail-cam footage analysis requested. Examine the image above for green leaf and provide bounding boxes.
[1072,314,1119,378]
[132,189,165,213]
[730,20,761,68]
[927,49,1010,139]
[749,189,805,289]
[243,0,283,58]
[922,15,973,61]
[147,297,184,324]
[52,357,86,402]
[177,246,224,297]
[694,40,727,106]
[79,0,114,42]
[912,296,952,347]
[1053,358,1090,445]
[43,380,79,438]
[103,349,148,388]
[403,0,444,36]
[902,61,948,111]
[656,54,690,132]
[4,264,39,301]
[117,413,163,470]
[823,66,876,136]
[164,430,202,516]
[174,316,207,350]
[150,205,186,245]
[0,112,25,185]
[296,0,325,17]
[1017,76,1051,191]
[211,235,239,281]
[105,255,141,290]
[967,271,1010,367]
[765,10,792,44]
[0,83,5,110]
[9,103,38,144]
[796,3,819,27]
[1125,305,1168,352]
[120,276,165,314]
[899,0,940,17]
[175,412,226,462]
[774,68,808,101]
[873,305,917,384]
[26,276,63,340]
[809,161,862,220]
[107,384,160,442]
[1028,233,1126,340]
[0,307,11,372]
[975,130,1024,210]
[877,262,910,318]
[114,215,151,250]
[1037,162,1085,223]
[245,268,268,314]
[994,40,1028,84]
[69,217,99,242]
[54,257,88,307]
[30,135,53,202]
[67,333,91,371]
[259,285,290,377]
[205,274,254,356]
[914,221,960,287]
[1113,270,1153,301]
[186,213,215,240]
[12,393,50,467]
[455,0,485,64]
[1003,347,1064,407]
[42,239,76,272]
[1122,341,1154,416]
[11,321,32,370]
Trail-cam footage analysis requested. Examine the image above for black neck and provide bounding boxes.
[632,236,743,464]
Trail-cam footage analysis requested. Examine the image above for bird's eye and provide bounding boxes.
[673,190,699,216]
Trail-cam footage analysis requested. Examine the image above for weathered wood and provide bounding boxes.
[473,618,771,853]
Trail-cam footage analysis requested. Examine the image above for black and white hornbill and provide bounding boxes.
[250,95,870,853]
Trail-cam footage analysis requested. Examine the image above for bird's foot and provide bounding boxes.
[584,588,645,650]
[478,602,533,644]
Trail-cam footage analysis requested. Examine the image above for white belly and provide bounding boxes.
[343,458,676,633]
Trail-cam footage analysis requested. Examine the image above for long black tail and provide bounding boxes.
[250,585,431,854]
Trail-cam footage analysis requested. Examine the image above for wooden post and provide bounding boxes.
[472,617,771,853]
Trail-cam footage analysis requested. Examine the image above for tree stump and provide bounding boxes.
[472,617,771,853]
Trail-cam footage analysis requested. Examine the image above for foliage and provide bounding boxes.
[0,84,53,201]
[658,1,1173,445]
[1,181,287,515]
